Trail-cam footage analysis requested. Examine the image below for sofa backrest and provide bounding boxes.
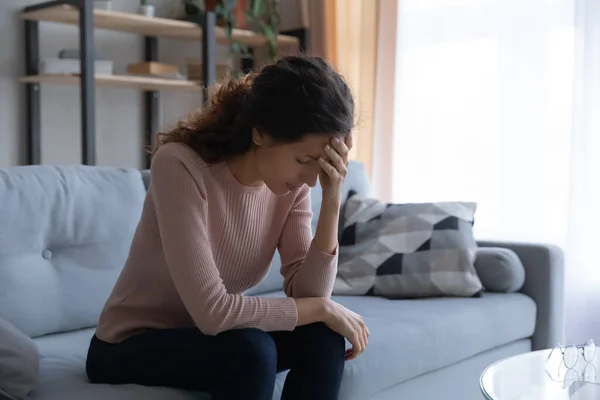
[0,165,146,338]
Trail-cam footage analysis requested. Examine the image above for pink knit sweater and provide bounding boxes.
[95,142,338,343]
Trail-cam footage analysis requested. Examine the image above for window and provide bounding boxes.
[392,0,575,242]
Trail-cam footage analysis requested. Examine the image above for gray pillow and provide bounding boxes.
[474,247,525,292]
[0,318,39,400]
[333,193,483,298]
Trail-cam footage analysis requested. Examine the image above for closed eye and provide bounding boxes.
[297,155,320,164]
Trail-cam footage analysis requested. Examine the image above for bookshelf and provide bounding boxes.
[20,4,299,47]
[20,0,300,167]
[20,74,205,93]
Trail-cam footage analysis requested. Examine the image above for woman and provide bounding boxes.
[86,55,369,400]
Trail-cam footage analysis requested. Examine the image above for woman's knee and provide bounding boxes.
[85,336,114,384]
[297,323,346,357]
[219,328,278,374]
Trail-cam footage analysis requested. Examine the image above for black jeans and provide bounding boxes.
[86,322,345,400]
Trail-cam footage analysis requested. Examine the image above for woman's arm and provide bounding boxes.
[314,134,352,255]
[278,136,351,299]
[278,186,339,298]
[312,194,341,255]
[151,147,300,335]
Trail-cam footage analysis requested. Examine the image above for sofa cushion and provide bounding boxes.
[263,290,536,399]
[31,328,288,400]
[30,329,204,400]
[475,247,526,292]
[334,194,482,298]
[0,166,147,338]
[0,318,39,400]
[336,293,535,399]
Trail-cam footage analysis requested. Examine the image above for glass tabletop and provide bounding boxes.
[480,348,600,400]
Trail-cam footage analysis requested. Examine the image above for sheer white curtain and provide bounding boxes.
[391,0,600,343]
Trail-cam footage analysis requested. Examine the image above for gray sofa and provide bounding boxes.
[0,160,564,400]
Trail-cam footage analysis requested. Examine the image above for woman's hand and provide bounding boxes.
[318,134,352,200]
[323,299,370,361]
[312,133,353,255]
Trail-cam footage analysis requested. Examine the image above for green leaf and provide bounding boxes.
[257,20,267,30]
[253,0,263,17]
[244,10,257,22]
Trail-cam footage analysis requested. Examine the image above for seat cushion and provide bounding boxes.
[263,290,536,399]
[31,328,205,400]
[0,318,39,400]
[0,165,147,338]
[31,328,289,400]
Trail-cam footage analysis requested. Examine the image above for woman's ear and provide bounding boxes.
[252,127,276,147]
[345,132,354,151]
[252,127,264,146]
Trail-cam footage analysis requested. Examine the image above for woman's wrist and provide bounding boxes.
[321,188,342,205]
[314,197,340,254]
[320,298,333,321]
[316,298,333,323]
[294,297,331,326]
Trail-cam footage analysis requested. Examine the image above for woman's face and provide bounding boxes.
[253,130,337,195]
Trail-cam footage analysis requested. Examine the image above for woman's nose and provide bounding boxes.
[303,171,319,188]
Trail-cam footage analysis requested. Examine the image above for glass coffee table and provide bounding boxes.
[481,345,600,399]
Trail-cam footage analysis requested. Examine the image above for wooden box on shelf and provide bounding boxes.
[186,59,232,82]
[127,61,180,77]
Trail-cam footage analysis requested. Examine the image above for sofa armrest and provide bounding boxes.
[477,240,565,351]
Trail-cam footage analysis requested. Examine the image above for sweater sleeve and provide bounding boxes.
[278,186,338,298]
[150,148,298,335]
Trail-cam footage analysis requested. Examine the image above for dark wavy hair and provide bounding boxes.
[152,55,355,164]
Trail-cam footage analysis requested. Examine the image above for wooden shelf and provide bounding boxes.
[20,4,299,48]
[20,74,205,93]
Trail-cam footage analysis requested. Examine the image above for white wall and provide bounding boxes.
[0,0,303,168]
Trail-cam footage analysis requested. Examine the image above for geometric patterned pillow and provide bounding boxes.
[333,192,483,298]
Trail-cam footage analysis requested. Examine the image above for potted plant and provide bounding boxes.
[183,0,281,62]
[244,0,280,61]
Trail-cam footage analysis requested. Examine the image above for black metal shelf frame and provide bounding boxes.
[23,0,218,168]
